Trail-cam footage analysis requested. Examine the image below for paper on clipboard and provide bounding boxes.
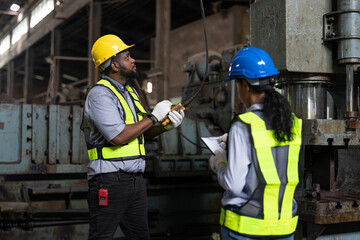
[201,136,226,156]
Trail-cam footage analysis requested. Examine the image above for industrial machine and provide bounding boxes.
[0,0,359,239]
[250,0,360,239]
[0,104,90,239]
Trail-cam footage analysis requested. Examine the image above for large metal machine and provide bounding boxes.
[250,0,360,239]
[0,0,359,239]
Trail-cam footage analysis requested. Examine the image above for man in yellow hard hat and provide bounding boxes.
[83,34,185,239]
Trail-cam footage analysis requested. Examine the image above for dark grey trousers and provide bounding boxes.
[88,171,149,240]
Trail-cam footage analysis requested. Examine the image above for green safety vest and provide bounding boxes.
[87,79,147,161]
[220,111,302,236]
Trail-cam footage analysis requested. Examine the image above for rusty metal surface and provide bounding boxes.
[251,0,335,73]
[303,119,360,146]
[0,202,29,212]
[28,185,88,195]
[335,146,360,192]
[0,104,89,174]
[0,225,89,239]
[299,191,360,224]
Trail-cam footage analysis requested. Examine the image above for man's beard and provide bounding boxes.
[120,66,138,79]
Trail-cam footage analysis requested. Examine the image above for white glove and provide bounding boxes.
[218,133,228,150]
[151,100,172,121]
[164,109,185,131]
[209,150,227,173]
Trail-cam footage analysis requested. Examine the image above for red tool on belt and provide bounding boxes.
[98,188,108,206]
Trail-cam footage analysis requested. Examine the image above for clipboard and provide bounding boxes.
[201,136,226,156]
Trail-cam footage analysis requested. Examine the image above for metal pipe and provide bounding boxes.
[278,74,331,120]
[283,83,327,119]
[345,64,356,118]
[337,0,360,64]
[357,85,360,111]
[53,56,91,61]
[31,220,89,228]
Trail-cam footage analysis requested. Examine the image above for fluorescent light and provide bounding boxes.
[0,35,10,55]
[10,3,20,12]
[12,17,28,44]
[146,82,153,93]
[30,0,55,28]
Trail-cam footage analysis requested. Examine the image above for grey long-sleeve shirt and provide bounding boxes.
[84,75,145,179]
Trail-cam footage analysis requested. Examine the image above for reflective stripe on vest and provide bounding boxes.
[220,112,302,236]
[88,79,147,161]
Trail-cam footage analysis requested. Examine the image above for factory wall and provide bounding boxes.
[149,5,249,103]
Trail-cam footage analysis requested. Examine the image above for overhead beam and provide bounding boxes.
[0,10,18,16]
[0,0,91,69]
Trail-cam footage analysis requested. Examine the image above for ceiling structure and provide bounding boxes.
[0,0,249,102]
[0,0,29,32]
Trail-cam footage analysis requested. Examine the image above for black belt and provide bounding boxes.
[93,170,142,178]
[118,169,142,175]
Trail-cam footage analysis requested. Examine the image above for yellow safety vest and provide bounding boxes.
[87,79,147,161]
[220,112,302,236]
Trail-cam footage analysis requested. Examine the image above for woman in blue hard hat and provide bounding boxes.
[208,46,304,240]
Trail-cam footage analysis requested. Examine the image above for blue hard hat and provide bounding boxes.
[225,46,279,83]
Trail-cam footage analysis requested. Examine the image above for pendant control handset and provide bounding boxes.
[161,102,186,126]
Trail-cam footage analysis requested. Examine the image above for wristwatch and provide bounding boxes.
[147,114,157,125]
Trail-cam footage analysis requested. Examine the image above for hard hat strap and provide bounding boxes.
[98,59,111,72]
[244,76,276,87]
[259,76,276,86]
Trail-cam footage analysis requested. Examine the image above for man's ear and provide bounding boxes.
[110,62,118,72]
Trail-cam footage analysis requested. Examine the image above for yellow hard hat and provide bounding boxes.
[91,34,134,69]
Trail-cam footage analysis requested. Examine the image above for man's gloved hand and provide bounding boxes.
[209,150,227,173]
[164,109,185,131]
[151,100,172,122]
[218,133,228,150]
